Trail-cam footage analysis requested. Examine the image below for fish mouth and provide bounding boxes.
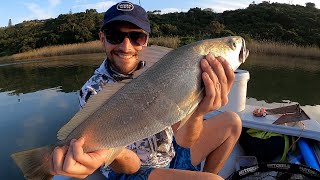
[239,38,249,63]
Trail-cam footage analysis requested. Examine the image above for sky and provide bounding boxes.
[1,0,319,27]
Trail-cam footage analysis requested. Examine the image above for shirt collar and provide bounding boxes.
[105,59,134,81]
[95,58,146,82]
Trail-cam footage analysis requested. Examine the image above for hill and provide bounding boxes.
[0,2,319,57]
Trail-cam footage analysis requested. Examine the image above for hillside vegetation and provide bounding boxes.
[0,2,319,57]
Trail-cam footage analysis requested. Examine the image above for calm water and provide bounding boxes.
[1,53,320,179]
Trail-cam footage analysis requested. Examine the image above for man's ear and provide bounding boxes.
[99,31,106,49]
[99,31,105,43]
[143,36,149,47]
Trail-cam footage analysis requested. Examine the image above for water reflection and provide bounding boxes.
[0,54,104,180]
[0,54,104,95]
[0,88,80,179]
[241,55,320,106]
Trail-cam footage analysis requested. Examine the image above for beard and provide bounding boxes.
[108,50,140,75]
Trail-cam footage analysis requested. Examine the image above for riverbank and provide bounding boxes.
[0,36,319,62]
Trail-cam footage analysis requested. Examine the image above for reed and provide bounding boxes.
[148,36,180,49]
[0,41,104,61]
[1,36,319,61]
[247,40,320,59]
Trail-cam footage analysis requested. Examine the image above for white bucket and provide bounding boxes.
[219,69,250,112]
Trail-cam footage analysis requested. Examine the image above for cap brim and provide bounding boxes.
[102,15,150,33]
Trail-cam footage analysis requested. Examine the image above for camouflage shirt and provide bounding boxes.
[78,59,175,168]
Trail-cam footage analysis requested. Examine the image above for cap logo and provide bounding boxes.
[117,2,134,11]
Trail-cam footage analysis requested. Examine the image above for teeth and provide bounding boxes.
[117,54,134,59]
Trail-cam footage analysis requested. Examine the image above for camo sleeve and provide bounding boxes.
[78,60,175,172]
[78,73,115,108]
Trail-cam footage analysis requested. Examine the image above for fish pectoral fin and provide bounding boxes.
[103,147,125,168]
[177,88,204,130]
[176,103,199,130]
[57,81,129,141]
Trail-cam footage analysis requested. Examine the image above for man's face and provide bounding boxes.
[100,22,148,74]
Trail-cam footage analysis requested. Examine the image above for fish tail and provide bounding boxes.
[11,145,55,180]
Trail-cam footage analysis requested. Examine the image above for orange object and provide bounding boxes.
[253,107,267,117]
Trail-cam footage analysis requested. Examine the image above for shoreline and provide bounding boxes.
[0,37,319,62]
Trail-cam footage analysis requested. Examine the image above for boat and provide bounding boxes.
[206,65,320,179]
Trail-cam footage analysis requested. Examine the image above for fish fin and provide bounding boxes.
[11,145,55,180]
[57,81,129,140]
[103,147,125,168]
[177,87,204,130]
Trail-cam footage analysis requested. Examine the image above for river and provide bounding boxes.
[0,53,319,179]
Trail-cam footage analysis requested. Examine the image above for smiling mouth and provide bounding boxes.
[114,51,136,60]
[117,54,134,59]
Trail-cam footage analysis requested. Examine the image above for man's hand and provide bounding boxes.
[193,53,235,117]
[172,53,235,147]
[49,137,110,179]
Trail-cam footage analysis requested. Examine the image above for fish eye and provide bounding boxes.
[229,39,237,50]
[232,41,237,48]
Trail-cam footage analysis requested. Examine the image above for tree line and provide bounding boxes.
[0,2,319,57]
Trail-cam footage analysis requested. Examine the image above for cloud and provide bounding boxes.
[195,0,250,12]
[48,0,61,7]
[23,0,61,21]
[160,8,181,14]
[267,0,319,7]
[25,3,53,19]
[73,1,117,12]
[75,0,90,3]
[192,0,318,12]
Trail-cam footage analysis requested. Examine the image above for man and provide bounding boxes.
[50,1,241,179]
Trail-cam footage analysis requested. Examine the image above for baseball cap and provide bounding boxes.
[101,1,151,33]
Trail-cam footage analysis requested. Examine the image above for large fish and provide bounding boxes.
[12,36,249,180]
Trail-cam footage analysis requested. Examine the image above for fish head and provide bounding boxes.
[196,36,249,71]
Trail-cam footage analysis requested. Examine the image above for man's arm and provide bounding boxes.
[109,147,141,174]
[172,54,235,148]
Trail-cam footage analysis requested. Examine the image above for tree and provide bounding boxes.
[85,9,97,14]
[249,1,256,7]
[305,2,316,8]
[203,8,214,12]
[8,19,12,27]
[160,24,178,36]
[208,21,225,34]
[150,10,161,14]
